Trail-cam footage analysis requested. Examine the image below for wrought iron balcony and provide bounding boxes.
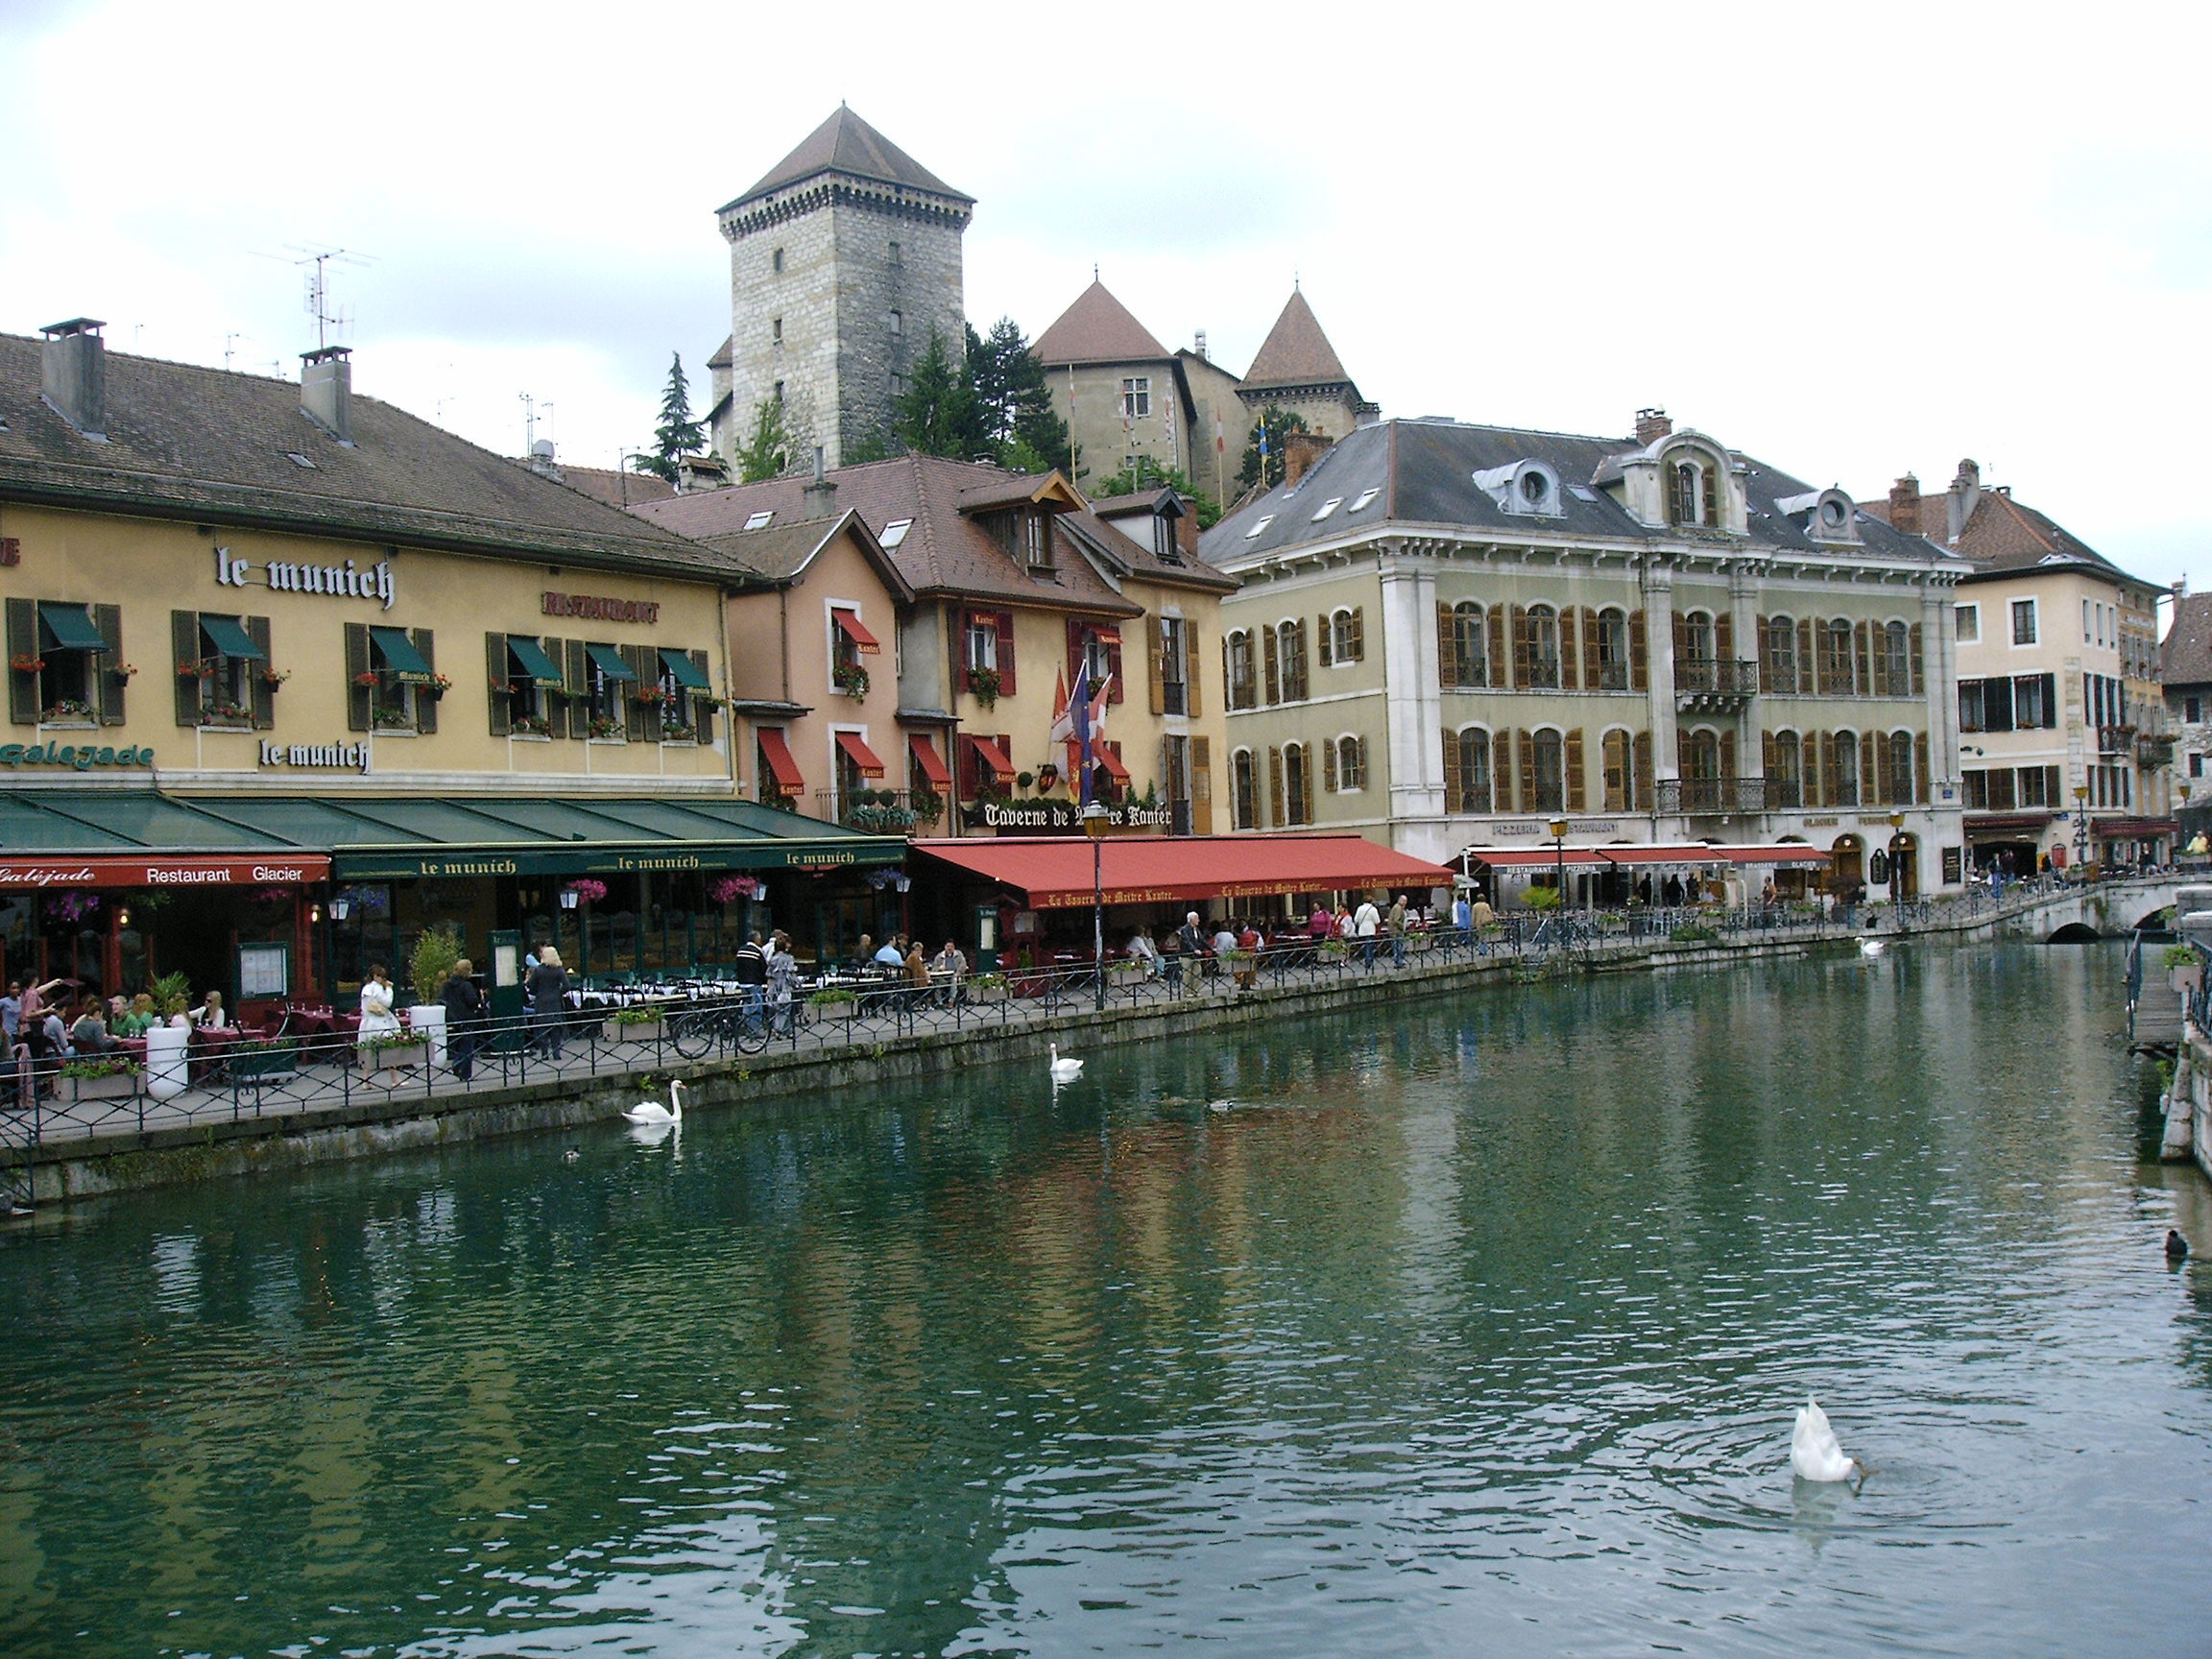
[1675,659,1762,710]
[1655,776,1771,815]
[2138,732,2176,767]
[813,787,939,836]
[2098,723,2137,756]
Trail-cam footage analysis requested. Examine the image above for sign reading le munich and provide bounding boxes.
[215,546,395,609]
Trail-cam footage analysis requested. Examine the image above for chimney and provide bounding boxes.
[802,445,838,518]
[301,346,352,444]
[40,318,108,440]
[676,452,728,492]
[1634,406,1671,445]
[1887,472,1922,537]
[1284,430,1333,487]
[1947,458,1982,544]
[1193,328,1209,361]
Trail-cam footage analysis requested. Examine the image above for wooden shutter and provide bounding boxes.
[1603,731,1625,810]
[1719,730,1736,789]
[345,620,372,732]
[1511,606,1531,686]
[1262,624,1280,705]
[1701,468,1719,525]
[1628,610,1647,691]
[542,637,569,740]
[93,603,125,726]
[1149,635,1167,715]
[2036,672,2056,729]
[1348,607,1363,661]
[1799,733,1816,806]
[1437,603,1458,689]
[565,638,589,737]
[1871,629,1890,696]
[1066,616,1084,683]
[626,643,657,741]
[1566,728,1586,811]
[1323,738,1337,792]
[1860,733,1876,803]
[1518,729,1536,813]
[1301,747,1315,822]
[1441,729,1462,811]
[1189,735,1213,833]
[1853,621,1871,696]
[1672,610,1690,661]
[1221,636,1234,709]
[6,598,36,726]
[1290,618,1309,699]
[246,614,274,730]
[1634,732,1653,806]
[1910,623,1925,696]
[1561,606,1580,691]
[174,609,204,727]
[412,629,439,735]
[1675,728,1688,779]
[1817,733,1835,805]
[1756,615,1772,688]
[1488,607,1508,687]
[1268,745,1285,827]
[1715,612,1734,662]
[1184,626,1201,717]
[486,633,512,737]
[1583,608,1602,688]
[995,612,1018,694]
[1796,619,1815,693]
[1871,732,1890,803]
[1762,731,1776,784]
[1317,613,1334,668]
[689,650,715,744]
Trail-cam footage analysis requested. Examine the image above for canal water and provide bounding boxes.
[3,942,2209,1657]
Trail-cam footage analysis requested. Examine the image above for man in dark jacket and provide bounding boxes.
[442,957,484,1081]
[733,931,768,1024]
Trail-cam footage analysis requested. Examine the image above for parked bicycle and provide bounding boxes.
[669,997,773,1058]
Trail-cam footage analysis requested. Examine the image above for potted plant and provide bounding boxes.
[2163,943,2202,993]
[405,924,463,1064]
[229,1037,301,1081]
[588,712,625,740]
[967,664,1001,709]
[606,1004,671,1043]
[12,653,47,676]
[60,1053,143,1101]
[833,661,869,699]
[259,667,291,689]
[511,712,551,736]
[966,972,1008,1003]
[361,1029,431,1072]
[39,699,95,723]
[910,786,943,830]
[146,971,193,1099]
[806,987,859,1011]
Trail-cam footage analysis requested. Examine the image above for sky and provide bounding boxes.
[2,0,2206,591]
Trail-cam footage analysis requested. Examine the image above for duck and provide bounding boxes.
[2168,1228,2191,1261]
[1859,937,1887,958]
[622,1077,685,1125]
[1791,1396,1860,1484]
[563,1147,580,1163]
[1048,1044,1083,1083]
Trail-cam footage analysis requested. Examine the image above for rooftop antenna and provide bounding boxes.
[519,393,541,455]
[225,332,244,372]
[284,244,373,350]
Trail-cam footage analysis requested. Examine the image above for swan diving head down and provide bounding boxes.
[1791,1396,1861,1483]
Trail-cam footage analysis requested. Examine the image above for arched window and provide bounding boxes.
[1278,619,1309,702]
[1768,728,1801,808]
[1453,602,1485,685]
[1766,614,1797,689]
[1820,618,1854,693]
[1884,621,1910,693]
[1668,457,1717,526]
[1887,730,1915,805]
[1832,731,1860,806]
[1226,630,1255,709]
[1330,608,1364,664]
[1448,727,1492,813]
[1284,741,1312,825]
[1596,609,1630,689]
[1532,729,1565,811]
[1684,610,1716,661]
[1232,748,1257,830]
[1335,734,1366,791]
[1527,605,1561,689]
[1602,728,1636,810]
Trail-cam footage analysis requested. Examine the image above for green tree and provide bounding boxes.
[637,351,709,482]
[1086,457,1222,529]
[966,317,1072,474]
[890,328,979,459]
[733,396,795,484]
[1237,404,1309,492]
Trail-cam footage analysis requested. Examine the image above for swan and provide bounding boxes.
[1048,1044,1083,1083]
[1859,937,1886,958]
[1791,1397,1860,1483]
[622,1077,685,1125]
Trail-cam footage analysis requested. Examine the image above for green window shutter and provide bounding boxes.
[565,639,589,735]
[7,597,37,726]
[541,637,568,739]
[411,629,438,734]
[247,615,275,729]
[623,643,655,741]
[93,603,125,725]
[689,649,714,744]
[175,610,205,727]
[345,622,372,731]
[486,633,512,736]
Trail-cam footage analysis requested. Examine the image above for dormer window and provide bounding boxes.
[881,517,913,549]
[1473,460,1560,517]
[1668,459,1717,527]
[1022,511,1050,570]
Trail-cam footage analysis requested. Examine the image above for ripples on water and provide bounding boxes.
[3,943,2209,1657]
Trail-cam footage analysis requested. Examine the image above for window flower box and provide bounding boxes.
[833,662,870,699]
[60,1057,143,1101]
[360,1031,429,1071]
[39,700,96,723]
[966,665,1001,709]
[604,1007,669,1044]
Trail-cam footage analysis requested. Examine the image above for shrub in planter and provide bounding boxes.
[806,988,859,1010]
[60,1054,143,1099]
[1671,922,1720,944]
[361,1030,430,1069]
[966,974,1008,1000]
[606,1006,670,1041]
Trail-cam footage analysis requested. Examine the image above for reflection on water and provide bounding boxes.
[2,942,2209,1656]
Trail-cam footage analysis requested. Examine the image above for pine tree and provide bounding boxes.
[638,351,708,482]
[1237,405,1309,492]
[733,397,795,484]
[967,317,1071,474]
[890,329,978,459]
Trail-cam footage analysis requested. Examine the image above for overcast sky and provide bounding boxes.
[3,1,2205,593]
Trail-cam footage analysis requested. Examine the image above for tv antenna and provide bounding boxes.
[253,244,373,350]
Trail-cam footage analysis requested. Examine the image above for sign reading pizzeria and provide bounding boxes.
[542,591,661,624]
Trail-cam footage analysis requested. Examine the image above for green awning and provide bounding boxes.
[585,642,637,682]
[658,647,711,691]
[507,636,566,685]
[37,602,106,652]
[368,626,434,678]
[198,613,266,661]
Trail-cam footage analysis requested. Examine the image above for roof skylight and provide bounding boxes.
[1350,488,1381,512]
[283,451,316,469]
[1310,496,1343,521]
[742,510,774,531]
[1244,515,1275,539]
[1568,485,1599,502]
[881,517,914,548]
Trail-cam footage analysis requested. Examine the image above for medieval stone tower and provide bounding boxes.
[710,107,972,470]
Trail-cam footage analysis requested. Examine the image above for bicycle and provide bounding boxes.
[669,996,771,1059]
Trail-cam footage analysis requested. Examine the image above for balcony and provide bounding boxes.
[1675,659,1762,712]
[1655,776,1771,815]
[812,787,942,836]
[2138,732,2176,767]
[2098,723,2137,757]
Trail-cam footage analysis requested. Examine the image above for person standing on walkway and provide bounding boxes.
[1176,912,1207,998]
[733,930,768,1028]
[1386,895,1409,967]
[357,964,401,1066]
[526,947,570,1060]
[1471,892,1498,953]
[1353,895,1382,967]
[767,931,799,1035]
[1,981,20,1048]
[442,958,483,1082]
[1452,890,1474,949]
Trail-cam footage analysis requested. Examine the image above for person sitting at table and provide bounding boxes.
[69,998,118,1054]
[1210,920,1238,976]
[1235,920,1263,988]
[188,990,230,1030]
[1126,926,1158,977]
[116,993,156,1038]
[853,934,875,973]
[874,934,907,973]
[357,963,401,1059]
[930,939,968,984]
[902,939,931,1004]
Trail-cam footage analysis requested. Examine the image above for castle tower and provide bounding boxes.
[712,107,972,470]
[1237,287,1368,441]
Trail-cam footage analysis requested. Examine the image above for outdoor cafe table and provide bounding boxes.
[188,1025,244,1082]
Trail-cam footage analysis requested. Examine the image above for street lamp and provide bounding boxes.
[1083,801,1110,1012]
[1548,816,1570,912]
[1887,810,1905,908]
[2074,783,2091,878]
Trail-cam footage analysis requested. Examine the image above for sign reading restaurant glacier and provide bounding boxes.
[213,546,395,609]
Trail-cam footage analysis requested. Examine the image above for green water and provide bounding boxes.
[3,942,2209,1657]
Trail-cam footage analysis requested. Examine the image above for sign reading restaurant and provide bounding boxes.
[542,590,661,624]
[0,855,332,889]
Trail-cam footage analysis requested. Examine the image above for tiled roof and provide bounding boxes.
[1033,280,1171,366]
[0,332,714,574]
[554,464,677,509]
[1243,290,1354,390]
[631,453,1230,609]
[722,107,971,213]
[2164,592,2212,686]
[1948,490,2145,586]
[707,335,733,371]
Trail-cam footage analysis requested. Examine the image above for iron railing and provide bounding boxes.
[1675,659,1763,698]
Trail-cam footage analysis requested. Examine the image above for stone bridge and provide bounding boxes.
[1992,876,2194,942]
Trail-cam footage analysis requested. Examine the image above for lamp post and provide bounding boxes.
[1083,801,1110,1012]
[1548,816,1570,912]
[2074,783,2091,878]
[1887,810,1905,909]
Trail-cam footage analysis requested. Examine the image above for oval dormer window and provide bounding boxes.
[1820,498,1847,529]
[1521,470,1547,504]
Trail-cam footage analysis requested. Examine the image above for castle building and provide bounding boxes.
[1236,288,1371,445]
[708,108,972,469]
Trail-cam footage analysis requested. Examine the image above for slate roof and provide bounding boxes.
[630,453,1231,610]
[1033,280,1171,366]
[1201,417,1960,571]
[2163,592,2212,687]
[0,332,716,575]
[1243,290,1354,391]
[722,107,971,213]
[707,336,733,371]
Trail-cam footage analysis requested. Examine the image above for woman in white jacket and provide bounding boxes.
[356,963,401,1057]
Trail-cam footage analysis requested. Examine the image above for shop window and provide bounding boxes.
[345,622,440,735]
[7,597,124,727]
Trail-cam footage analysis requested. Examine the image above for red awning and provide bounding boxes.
[910,834,1455,909]
[834,731,888,778]
[1464,843,1722,869]
[1088,624,1122,645]
[966,734,1015,778]
[1709,844,1833,865]
[832,610,881,655]
[0,854,331,890]
[1093,747,1131,782]
[2092,817,2178,836]
[757,729,805,792]
[906,733,951,787]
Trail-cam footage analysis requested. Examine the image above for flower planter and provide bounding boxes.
[66,1070,141,1102]
[967,982,1008,1003]
[365,1042,428,1073]
[605,1018,666,1045]
[145,1025,190,1099]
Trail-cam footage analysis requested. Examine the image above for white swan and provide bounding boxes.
[622,1077,685,1125]
[1791,1397,1860,1483]
[1048,1044,1083,1083]
[1859,937,1886,958]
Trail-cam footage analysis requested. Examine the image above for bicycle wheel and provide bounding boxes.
[669,1008,720,1060]
[733,1006,771,1054]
